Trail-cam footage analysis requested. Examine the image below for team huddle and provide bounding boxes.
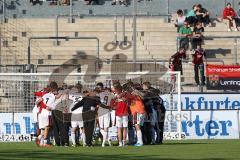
[32,81,166,147]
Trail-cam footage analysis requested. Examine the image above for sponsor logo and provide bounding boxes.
[208,74,219,87]
[220,80,240,86]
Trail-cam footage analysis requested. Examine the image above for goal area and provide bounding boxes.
[0,71,182,140]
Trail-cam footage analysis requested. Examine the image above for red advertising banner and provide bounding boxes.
[206,64,240,90]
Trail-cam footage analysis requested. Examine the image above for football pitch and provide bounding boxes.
[0,140,239,160]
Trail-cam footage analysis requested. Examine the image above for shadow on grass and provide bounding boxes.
[162,142,211,145]
[0,150,231,160]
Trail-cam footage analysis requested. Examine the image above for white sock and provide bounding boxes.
[102,131,108,145]
[81,132,86,145]
[100,129,105,144]
[37,134,42,140]
[71,132,76,145]
[38,134,44,145]
[136,130,143,144]
[122,140,126,146]
[119,141,123,146]
[43,139,47,145]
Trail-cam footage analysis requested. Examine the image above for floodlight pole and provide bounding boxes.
[2,0,5,22]
[69,0,73,23]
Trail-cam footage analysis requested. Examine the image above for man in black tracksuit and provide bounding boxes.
[71,91,101,146]
[151,90,166,144]
[142,82,166,145]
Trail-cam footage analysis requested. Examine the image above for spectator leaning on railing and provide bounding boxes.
[223,3,238,32]
[191,45,206,86]
[169,47,186,76]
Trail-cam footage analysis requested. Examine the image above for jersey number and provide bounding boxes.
[46,98,49,104]
[103,96,108,105]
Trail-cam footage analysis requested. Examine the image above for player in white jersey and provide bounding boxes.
[37,82,58,147]
[32,98,40,145]
[69,92,85,147]
[96,83,114,147]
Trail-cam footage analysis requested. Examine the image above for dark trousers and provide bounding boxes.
[141,121,152,145]
[52,110,69,146]
[84,120,95,146]
[197,15,210,25]
[128,116,136,145]
[30,0,41,5]
[192,38,202,49]
[186,16,197,26]
[194,64,205,85]
[156,109,166,144]
[180,38,190,50]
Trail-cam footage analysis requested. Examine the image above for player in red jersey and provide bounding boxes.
[111,83,130,147]
[33,88,50,146]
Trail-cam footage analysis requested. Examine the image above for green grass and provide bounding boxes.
[0,140,240,160]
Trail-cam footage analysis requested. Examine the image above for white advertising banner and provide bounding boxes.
[0,113,35,142]
[161,94,240,110]
[178,110,239,139]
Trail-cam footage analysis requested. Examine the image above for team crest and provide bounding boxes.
[208,74,219,87]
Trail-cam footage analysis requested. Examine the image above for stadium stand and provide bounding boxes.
[1,0,240,93]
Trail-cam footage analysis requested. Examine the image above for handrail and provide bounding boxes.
[177,35,240,64]
[28,36,100,65]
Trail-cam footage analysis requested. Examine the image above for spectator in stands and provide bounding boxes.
[49,0,58,5]
[238,2,240,17]
[186,4,199,26]
[30,0,42,5]
[235,2,240,25]
[192,45,206,85]
[192,22,204,49]
[174,9,186,32]
[112,0,128,6]
[61,0,70,5]
[178,21,193,50]
[169,47,186,75]
[196,4,210,26]
[84,0,100,5]
[223,3,238,31]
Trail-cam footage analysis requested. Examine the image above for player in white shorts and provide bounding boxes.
[96,83,114,147]
[69,92,85,147]
[37,82,58,147]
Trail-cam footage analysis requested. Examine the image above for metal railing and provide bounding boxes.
[28,36,100,65]
[177,36,240,64]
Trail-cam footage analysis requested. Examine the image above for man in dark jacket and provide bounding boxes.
[141,82,166,145]
[192,45,206,85]
[169,47,186,75]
